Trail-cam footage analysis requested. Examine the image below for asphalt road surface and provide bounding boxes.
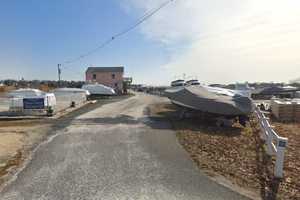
[0,93,249,200]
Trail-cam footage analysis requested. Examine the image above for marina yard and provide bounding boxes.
[0,91,298,199]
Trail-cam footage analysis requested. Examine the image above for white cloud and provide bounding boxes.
[122,0,300,84]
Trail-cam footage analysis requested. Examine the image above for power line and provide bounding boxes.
[61,0,175,67]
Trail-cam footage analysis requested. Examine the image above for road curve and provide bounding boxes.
[0,93,249,200]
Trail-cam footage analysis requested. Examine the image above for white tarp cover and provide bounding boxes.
[8,88,45,97]
[9,89,56,111]
[82,84,115,95]
[52,88,90,96]
[52,88,88,111]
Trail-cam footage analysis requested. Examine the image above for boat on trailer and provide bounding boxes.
[165,83,253,126]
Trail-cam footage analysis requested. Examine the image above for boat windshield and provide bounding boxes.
[171,80,185,87]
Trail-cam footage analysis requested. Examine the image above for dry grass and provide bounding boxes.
[0,120,43,128]
[0,86,16,93]
[148,102,300,200]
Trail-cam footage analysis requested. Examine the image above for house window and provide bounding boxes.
[112,74,115,79]
[115,83,118,87]
[93,74,97,80]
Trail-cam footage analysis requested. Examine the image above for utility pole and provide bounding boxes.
[57,64,61,87]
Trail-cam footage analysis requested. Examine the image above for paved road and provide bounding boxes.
[0,94,248,200]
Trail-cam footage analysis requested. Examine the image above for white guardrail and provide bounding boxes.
[254,106,288,178]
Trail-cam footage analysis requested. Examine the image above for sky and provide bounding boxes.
[0,0,300,85]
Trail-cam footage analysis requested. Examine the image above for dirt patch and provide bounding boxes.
[0,119,45,128]
[0,120,51,186]
[148,102,299,200]
[0,86,15,93]
[0,132,24,162]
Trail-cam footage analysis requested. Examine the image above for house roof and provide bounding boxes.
[86,67,124,73]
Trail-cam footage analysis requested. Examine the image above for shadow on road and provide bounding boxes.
[70,115,140,125]
[45,96,132,134]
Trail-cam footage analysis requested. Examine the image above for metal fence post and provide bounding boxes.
[274,137,288,178]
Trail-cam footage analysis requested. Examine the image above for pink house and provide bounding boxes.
[86,67,124,92]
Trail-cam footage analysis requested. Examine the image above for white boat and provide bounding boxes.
[8,88,46,97]
[235,83,254,98]
[185,79,201,86]
[165,84,253,121]
[171,80,185,87]
[82,84,115,96]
